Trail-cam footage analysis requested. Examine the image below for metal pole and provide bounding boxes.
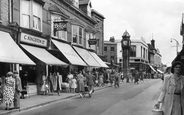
[171,38,179,55]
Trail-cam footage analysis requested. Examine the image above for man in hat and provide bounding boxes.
[13,71,22,109]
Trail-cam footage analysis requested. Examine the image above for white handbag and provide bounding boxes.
[152,109,163,115]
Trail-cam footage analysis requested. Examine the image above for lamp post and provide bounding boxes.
[171,38,179,56]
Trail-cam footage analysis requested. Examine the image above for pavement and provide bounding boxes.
[0,84,112,115]
[0,79,162,115]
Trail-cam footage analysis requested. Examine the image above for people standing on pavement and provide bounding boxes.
[56,72,62,96]
[86,71,95,97]
[13,71,22,110]
[40,71,48,95]
[154,61,184,115]
[66,71,73,93]
[20,71,28,98]
[71,76,77,93]
[77,71,85,98]
[3,72,15,110]
[98,72,104,87]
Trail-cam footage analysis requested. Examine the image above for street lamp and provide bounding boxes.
[171,38,179,55]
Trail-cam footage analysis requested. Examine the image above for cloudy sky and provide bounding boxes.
[91,0,184,66]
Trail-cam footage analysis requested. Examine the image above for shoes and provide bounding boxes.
[79,93,83,98]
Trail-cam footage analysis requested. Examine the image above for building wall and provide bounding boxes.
[104,41,117,64]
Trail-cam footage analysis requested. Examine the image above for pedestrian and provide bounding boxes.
[40,71,48,95]
[154,61,184,115]
[20,71,28,98]
[77,71,85,98]
[86,71,95,97]
[66,71,73,92]
[134,70,139,84]
[56,72,62,96]
[114,71,120,88]
[71,77,77,93]
[3,72,15,110]
[13,71,22,110]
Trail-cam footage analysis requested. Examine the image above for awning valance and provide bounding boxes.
[0,31,35,65]
[157,69,164,74]
[149,64,156,72]
[89,52,108,68]
[52,40,87,66]
[21,44,67,66]
[73,46,101,67]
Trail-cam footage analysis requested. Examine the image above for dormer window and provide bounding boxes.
[87,3,91,17]
[73,0,79,8]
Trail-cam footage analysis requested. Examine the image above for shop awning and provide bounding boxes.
[0,31,35,65]
[73,46,101,67]
[157,69,164,74]
[89,52,108,68]
[21,44,68,66]
[52,40,87,66]
[149,64,156,72]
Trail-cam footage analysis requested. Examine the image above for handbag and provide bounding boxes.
[152,108,163,115]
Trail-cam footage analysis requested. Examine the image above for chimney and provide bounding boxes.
[109,36,115,42]
[151,39,155,48]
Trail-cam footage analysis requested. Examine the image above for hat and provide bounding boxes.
[7,72,13,76]
[13,71,19,74]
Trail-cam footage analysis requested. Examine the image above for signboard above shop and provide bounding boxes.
[20,33,47,47]
[53,21,67,32]
[88,39,97,45]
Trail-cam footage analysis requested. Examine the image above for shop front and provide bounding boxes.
[73,46,101,71]
[0,30,35,77]
[50,39,87,79]
[19,32,68,95]
[88,51,108,68]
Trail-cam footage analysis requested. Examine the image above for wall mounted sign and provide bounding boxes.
[53,21,67,32]
[88,39,97,45]
[20,33,47,47]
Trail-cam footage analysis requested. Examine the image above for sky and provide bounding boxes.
[91,0,184,66]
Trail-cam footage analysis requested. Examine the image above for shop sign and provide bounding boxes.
[88,39,97,45]
[20,33,47,47]
[53,21,67,32]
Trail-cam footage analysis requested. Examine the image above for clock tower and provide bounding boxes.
[121,30,131,83]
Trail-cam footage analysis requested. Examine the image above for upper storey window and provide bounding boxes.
[72,25,83,46]
[51,14,67,41]
[20,0,42,31]
[73,0,79,8]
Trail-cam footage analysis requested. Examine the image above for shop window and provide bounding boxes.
[72,25,83,45]
[20,0,42,31]
[51,14,67,41]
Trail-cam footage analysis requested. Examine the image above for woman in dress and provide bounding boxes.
[77,71,85,98]
[41,72,47,95]
[155,61,184,115]
[3,72,15,110]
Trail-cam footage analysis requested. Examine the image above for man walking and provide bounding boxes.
[13,71,22,110]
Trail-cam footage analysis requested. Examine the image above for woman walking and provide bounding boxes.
[3,72,15,110]
[77,71,85,98]
[155,61,184,115]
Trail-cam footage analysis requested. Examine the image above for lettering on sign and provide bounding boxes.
[20,33,47,47]
[88,39,97,45]
[53,21,67,31]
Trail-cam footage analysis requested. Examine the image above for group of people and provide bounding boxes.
[0,71,22,110]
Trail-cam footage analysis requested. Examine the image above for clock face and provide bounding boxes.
[123,41,128,45]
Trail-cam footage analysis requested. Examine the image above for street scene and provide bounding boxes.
[0,0,184,115]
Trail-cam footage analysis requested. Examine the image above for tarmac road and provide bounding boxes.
[14,79,162,115]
